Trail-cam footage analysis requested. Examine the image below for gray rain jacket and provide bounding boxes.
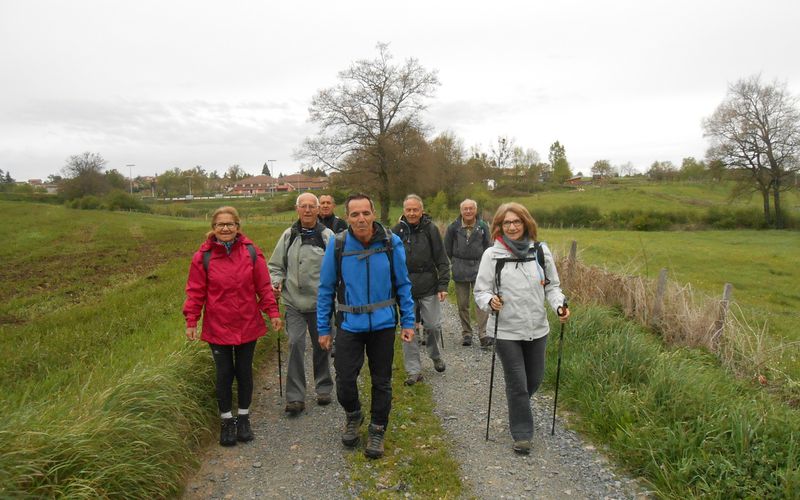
[268,221,334,312]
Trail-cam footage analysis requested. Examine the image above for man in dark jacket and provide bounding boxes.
[393,194,451,385]
[444,199,492,347]
[318,194,348,233]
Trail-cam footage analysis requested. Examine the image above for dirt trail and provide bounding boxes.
[182,301,649,499]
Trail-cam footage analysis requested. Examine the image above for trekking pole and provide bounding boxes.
[277,328,283,397]
[551,299,568,435]
[485,294,502,441]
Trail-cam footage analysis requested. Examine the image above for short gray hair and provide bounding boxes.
[403,193,424,209]
[295,192,319,206]
[460,198,478,210]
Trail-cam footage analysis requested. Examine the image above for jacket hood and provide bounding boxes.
[199,232,254,252]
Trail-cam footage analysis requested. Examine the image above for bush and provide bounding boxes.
[104,190,150,212]
[67,195,103,210]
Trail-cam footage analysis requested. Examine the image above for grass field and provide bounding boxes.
[3,198,799,497]
[515,180,800,216]
[538,228,800,382]
[0,201,464,497]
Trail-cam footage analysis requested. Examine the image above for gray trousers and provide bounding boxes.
[285,306,333,403]
[402,294,443,376]
[495,336,548,441]
[454,280,489,339]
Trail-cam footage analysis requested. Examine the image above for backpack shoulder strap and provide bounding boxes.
[203,243,257,273]
[203,250,211,273]
[533,241,550,286]
[246,243,257,265]
[283,226,299,271]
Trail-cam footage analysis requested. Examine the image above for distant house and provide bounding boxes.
[228,173,329,195]
[229,175,279,195]
[280,174,329,191]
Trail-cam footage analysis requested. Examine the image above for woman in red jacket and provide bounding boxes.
[183,206,282,446]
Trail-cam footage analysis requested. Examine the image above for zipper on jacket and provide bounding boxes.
[366,243,372,331]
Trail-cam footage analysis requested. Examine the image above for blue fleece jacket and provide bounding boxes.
[317,224,415,335]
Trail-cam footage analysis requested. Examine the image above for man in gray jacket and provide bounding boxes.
[444,199,492,347]
[393,194,451,385]
[268,193,335,415]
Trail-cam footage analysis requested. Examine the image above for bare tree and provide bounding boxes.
[60,152,110,200]
[703,75,800,228]
[296,43,440,223]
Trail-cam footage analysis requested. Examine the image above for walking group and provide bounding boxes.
[183,192,570,460]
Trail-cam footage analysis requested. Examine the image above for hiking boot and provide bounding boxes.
[480,336,495,349]
[364,423,386,459]
[317,393,332,406]
[513,440,531,455]
[285,401,305,416]
[461,336,473,347]
[404,373,423,386]
[236,414,253,442]
[219,417,237,447]
[433,358,446,373]
[341,410,364,447]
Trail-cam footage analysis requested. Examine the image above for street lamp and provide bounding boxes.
[126,164,135,194]
[268,160,276,196]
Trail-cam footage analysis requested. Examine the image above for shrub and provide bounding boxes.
[104,190,150,213]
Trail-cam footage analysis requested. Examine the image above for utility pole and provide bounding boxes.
[268,160,276,196]
[126,164,135,194]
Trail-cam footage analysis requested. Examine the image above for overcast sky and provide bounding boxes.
[2,0,799,181]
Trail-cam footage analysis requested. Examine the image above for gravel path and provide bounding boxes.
[182,302,649,499]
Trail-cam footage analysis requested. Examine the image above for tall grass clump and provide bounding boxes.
[0,347,216,498]
[557,253,798,390]
[545,306,800,498]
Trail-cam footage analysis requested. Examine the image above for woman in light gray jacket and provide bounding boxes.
[474,202,570,454]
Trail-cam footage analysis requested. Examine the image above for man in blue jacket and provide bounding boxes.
[317,193,415,459]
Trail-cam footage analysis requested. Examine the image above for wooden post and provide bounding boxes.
[652,268,668,327]
[712,283,734,348]
[568,240,577,265]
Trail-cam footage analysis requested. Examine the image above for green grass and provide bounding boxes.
[515,180,800,216]
[547,305,800,498]
[1,201,463,497]
[0,201,287,497]
[540,228,800,382]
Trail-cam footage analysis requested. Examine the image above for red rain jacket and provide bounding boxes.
[183,233,280,345]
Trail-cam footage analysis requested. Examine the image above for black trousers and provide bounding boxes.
[334,327,395,427]
[209,340,257,414]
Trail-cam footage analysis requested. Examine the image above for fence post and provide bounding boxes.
[712,283,734,349]
[564,240,577,291]
[652,268,668,327]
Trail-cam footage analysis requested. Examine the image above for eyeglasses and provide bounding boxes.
[501,219,523,228]
[214,222,238,229]
[297,204,318,210]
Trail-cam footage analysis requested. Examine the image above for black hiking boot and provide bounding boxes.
[236,414,253,442]
[433,358,446,373]
[480,336,495,349]
[364,424,386,459]
[341,410,363,448]
[219,417,237,447]
[462,336,473,346]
